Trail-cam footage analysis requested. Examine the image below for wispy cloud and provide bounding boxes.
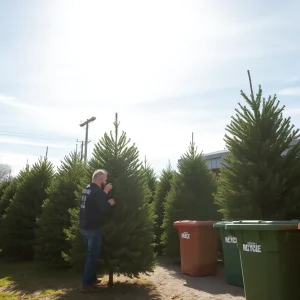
[0,94,38,112]
[278,87,300,96]
[2,0,300,176]
[283,108,300,117]
[0,94,100,136]
[0,152,61,176]
[286,76,300,83]
[0,136,74,149]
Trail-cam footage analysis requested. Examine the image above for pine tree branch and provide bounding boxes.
[247,70,254,100]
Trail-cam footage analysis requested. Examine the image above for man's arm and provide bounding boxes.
[95,189,111,214]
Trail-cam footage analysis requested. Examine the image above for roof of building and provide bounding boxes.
[202,149,229,160]
[202,138,300,160]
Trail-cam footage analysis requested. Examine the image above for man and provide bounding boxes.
[79,169,115,292]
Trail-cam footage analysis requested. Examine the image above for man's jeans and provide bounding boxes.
[80,229,102,286]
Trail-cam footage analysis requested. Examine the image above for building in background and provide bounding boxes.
[179,138,300,176]
[202,149,228,176]
[177,149,227,176]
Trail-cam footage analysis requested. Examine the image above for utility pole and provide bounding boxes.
[77,139,90,160]
[45,146,48,159]
[79,116,96,162]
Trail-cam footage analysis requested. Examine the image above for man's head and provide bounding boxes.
[92,169,108,188]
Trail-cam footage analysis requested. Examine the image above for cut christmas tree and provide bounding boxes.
[153,161,175,255]
[1,158,54,260]
[67,113,156,287]
[35,151,87,267]
[162,135,219,259]
[214,72,300,220]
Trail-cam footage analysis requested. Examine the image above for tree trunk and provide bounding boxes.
[108,270,114,288]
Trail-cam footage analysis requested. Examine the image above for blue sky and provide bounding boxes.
[1,0,300,176]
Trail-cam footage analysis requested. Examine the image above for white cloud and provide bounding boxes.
[0,94,105,136]
[2,0,300,177]
[0,94,39,112]
[21,0,289,108]
[283,108,300,117]
[0,152,61,177]
[278,87,300,96]
[0,136,74,149]
[286,76,300,83]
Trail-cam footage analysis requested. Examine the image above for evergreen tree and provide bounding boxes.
[0,178,14,252]
[0,165,30,247]
[0,165,30,218]
[66,113,156,286]
[0,179,16,225]
[141,157,157,205]
[1,158,54,260]
[63,205,86,271]
[0,179,11,200]
[153,161,175,255]
[214,83,300,220]
[35,152,87,267]
[162,137,219,258]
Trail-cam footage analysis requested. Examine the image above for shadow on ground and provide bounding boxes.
[0,260,161,300]
[157,256,245,298]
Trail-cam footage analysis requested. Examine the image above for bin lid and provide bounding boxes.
[174,220,216,228]
[213,221,234,228]
[225,220,300,231]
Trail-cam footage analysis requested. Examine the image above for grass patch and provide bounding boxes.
[0,278,11,288]
[42,289,61,296]
[0,260,161,299]
[0,292,20,300]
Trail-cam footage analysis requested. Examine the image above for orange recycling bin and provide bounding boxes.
[174,220,219,276]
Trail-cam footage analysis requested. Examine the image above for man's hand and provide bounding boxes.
[108,198,115,206]
[103,183,113,194]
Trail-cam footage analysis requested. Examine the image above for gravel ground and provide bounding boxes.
[149,257,245,300]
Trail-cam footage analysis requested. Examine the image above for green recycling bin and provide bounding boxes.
[213,221,243,287]
[226,220,300,300]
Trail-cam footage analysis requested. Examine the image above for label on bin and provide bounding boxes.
[225,235,237,244]
[181,232,190,239]
[242,242,261,253]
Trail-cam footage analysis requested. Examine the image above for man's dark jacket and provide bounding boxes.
[79,183,111,230]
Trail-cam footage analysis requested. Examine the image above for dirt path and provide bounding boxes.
[146,257,245,300]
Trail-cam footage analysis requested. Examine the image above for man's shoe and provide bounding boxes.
[80,283,102,293]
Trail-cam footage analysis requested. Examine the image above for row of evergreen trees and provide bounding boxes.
[1,81,300,282]
[0,112,217,283]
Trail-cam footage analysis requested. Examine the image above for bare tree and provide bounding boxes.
[0,163,11,181]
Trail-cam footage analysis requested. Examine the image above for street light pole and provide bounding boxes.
[80,116,96,162]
